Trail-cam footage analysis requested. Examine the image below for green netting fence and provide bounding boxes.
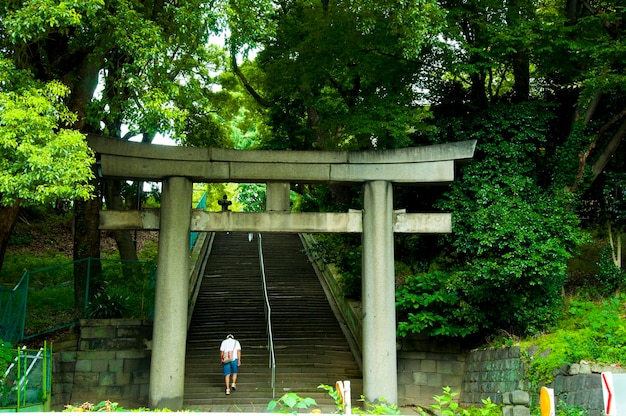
[0,342,52,412]
[0,258,157,345]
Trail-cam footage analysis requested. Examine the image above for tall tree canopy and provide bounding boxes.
[0,0,239,307]
[0,59,94,272]
[225,0,625,338]
[1,0,624,337]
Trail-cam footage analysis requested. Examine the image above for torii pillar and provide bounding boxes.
[362,180,397,403]
[149,176,192,409]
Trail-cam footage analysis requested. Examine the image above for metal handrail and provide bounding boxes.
[257,233,276,398]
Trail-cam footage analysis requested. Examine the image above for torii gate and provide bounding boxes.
[88,134,476,410]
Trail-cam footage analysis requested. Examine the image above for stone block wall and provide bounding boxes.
[52,319,152,411]
[461,347,528,405]
[551,363,625,416]
[397,337,465,406]
[460,347,626,416]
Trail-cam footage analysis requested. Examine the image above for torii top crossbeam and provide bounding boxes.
[88,134,476,184]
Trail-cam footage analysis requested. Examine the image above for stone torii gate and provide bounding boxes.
[87,135,476,410]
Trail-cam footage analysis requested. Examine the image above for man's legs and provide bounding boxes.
[223,363,232,394]
[231,360,238,389]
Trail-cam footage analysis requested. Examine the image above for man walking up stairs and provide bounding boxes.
[184,232,362,412]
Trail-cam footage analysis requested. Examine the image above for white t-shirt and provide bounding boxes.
[220,338,241,359]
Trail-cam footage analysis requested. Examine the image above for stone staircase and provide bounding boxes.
[184,232,362,412]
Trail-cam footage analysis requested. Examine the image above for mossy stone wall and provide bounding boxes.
[51,319,152,411]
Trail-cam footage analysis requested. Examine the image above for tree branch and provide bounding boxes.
[569,106,626,192]
[230,50,272,108]
[591,118,626,182]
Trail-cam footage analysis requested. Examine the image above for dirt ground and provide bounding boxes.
[7,213,158,257]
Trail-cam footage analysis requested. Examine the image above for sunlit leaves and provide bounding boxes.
[236,0,444,150]
[0,71,94,206]
[3,0,104,43]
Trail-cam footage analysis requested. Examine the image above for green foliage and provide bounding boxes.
[27,284,75,335]
[317,384,400,415]
[266,392,317,414]
[521,295,626,387]
[236,0,443,150]
[306,235,362,298]
[87,292,127,319]
[317,383,343,410]
[2,0,104,43]
[396,271,476,338]
[237,183,266,212]
[1,252,72,285]
[595,243,626,296]
[530,400,588,416]
[89,261,156,319]
[415,387,500,416]
[195,183,244,213]
[62,400,177,412]
[353,397,400,415]
[63,400,126,412]
[0,66,95,206]
[432,103,589,337]
[0,341,14,376]
[0,341,17,407]
[603,173,626,224]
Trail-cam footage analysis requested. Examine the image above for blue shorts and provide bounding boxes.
[222,359,238,376]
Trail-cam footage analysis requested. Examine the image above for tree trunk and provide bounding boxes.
[73,169,102,315]
[0,198,21,274]
[104,179,139,262]
[508,0,530,102]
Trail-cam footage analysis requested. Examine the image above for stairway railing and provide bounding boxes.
[257,233,276,398]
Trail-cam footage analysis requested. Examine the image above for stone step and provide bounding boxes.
[184,232,362,410]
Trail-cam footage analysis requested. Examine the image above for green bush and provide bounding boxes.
[396,271,477,337]
[415,387,500,416]
[434,103,589,337]
[89,261,156,319]
[521,294,626,386]
[307,234,362,298]
[595,243,626,296]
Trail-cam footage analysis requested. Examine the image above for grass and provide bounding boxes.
[1,212,159,339]
[519,294,626,387]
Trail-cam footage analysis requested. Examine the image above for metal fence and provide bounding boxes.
[0,258,156,345]
[0,342,52,412]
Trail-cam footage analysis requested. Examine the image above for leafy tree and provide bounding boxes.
[423,103,587,337]
[537,1,626,195]
[227,0,444,150]
[0,60,94,273]
[0,0,241,308]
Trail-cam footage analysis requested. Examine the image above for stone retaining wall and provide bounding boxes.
[51,321,623,415]
[52,319,152,410]
[460,347,626,416]
[461,347,528,405]
[398,337,465,406]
